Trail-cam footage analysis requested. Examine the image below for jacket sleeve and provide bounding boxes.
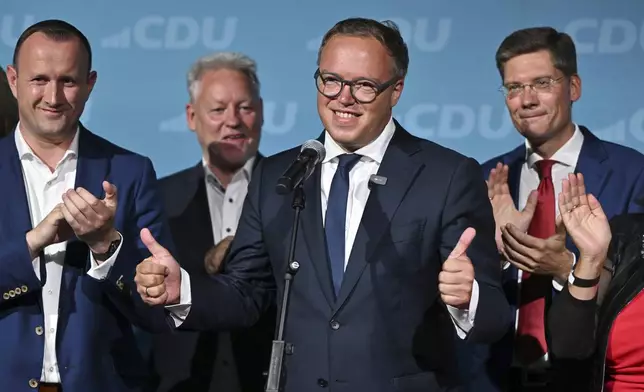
[547,215,628,359]
[0,236,43,307]
[90,157,175,333]
[179,159,276,331]
[440,157,512,344]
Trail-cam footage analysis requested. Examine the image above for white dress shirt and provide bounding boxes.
[202,157,255,392]
[15,126,122,383]
[512,123,584,367]
[204,157,255,244]
[169,117,480,339]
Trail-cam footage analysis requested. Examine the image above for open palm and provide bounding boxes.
[558,173,611,261]
[488,163,537,252]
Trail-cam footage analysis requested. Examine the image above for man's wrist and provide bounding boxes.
[88,230,121,255]
[25,229,44,259]
[555,250,575,282]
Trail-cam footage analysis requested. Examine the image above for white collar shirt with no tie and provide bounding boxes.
[201,156,255,392]
[14,125,123,383]
[203,156,255,245]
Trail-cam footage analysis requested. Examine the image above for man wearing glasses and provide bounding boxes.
[458,26,644,392]
[135,17,511,392]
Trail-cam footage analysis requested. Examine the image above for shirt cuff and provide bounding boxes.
[165,267,192,327]
[553,251,577,292]
[86,232,124,281]
[447,279,479,339]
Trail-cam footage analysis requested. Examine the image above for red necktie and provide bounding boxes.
[516,159,556,365]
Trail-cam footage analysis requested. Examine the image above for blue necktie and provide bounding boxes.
[325,153,362,296]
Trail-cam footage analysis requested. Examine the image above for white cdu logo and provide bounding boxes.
[594,108,644,143]
[565,19,644,54]
[306,18,452,53]
[102,16,238,50]
[397,104,515,140]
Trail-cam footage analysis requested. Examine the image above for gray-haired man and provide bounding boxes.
[150,51,275,392]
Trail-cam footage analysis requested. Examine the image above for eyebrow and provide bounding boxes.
[319,70,382,84]
[504,75,555,85]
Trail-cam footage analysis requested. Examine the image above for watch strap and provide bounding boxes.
[93,237,122,260]
[568,272,600,288]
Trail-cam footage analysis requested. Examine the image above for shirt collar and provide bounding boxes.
[14,122,80,163]
[525,123,584,168]
[322,116,396,164]
[203,155,255,190]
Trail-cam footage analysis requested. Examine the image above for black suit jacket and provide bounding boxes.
[178,120,512,392]
[151,156,275,392]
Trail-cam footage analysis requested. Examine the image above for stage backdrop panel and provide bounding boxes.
[2,0,643,177]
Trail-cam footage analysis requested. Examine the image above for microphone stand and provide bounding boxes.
[265,184,304,392]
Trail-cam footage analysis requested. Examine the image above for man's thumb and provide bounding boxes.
[140,228,169,258]
[523,190,539,216]
[103,181,117,202]
[448,227,476,259]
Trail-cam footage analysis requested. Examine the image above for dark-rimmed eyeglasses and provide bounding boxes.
[314,69,399,104]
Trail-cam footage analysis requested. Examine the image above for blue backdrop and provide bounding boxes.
[3,1,644,177]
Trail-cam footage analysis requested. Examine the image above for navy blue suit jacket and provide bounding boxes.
[0,127,174,392]
[458,126,644,391]
[179,121,511,392]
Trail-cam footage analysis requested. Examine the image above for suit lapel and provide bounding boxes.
[0,132,35,243]
[506,146,525,209]
[575,127,609,203]
[60,127,110,307]
[300,162,336,308]
[334,125,423,310]
[501,146,526,286]
[73,127,110,202]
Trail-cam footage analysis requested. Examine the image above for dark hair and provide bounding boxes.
[0,67,18,138]
[12,19,93,74]
[317,17,409,79]
[495,27,577,79]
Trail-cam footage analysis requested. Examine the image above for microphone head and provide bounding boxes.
[301,139,326,165]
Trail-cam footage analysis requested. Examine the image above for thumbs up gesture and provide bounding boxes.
[439,228,476,309]
[135,228,181,306]
[60,180,120,255]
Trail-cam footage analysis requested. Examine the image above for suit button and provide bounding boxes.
[22,285,28,292]
[8,290,15,297]
[330,320,340,330]
[35,326,43,336]
[28,379,38,388]
[317,378,328,387]
[15,287,21,295]
[2,293,9,300]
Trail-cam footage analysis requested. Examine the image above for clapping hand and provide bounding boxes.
[487,163,538,255]
[557,173,611,265]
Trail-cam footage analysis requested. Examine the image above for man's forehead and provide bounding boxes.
[504,53,557,82]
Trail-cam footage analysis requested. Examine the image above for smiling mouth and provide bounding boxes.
[223,134,247,140]
[41,108,64,114]
[333,110,361,118]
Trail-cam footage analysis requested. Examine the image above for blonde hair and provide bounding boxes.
[187,52,260,102]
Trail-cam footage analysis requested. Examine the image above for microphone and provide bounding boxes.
[275,139,326,195]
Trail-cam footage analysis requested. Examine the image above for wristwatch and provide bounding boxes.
[568,272,600,288]
[93,237,122,260]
